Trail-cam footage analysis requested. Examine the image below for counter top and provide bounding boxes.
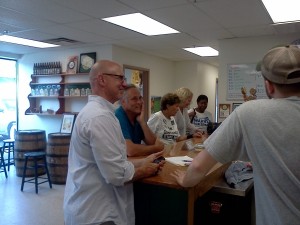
[211,177,254,197]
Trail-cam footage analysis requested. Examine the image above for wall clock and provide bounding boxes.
[79,52,96,73]
[66,56,78,74]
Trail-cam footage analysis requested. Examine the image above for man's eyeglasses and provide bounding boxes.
[103,73,127,82]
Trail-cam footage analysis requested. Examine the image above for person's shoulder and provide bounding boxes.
[115,105,124,115]
[235,99,271,114]
[183,108,189,114]
[148,111,161,122]
[187,108,195,113]
[241,99,270,107]
[115,106,129,124]
[205,110,212,115]
[174,110,181,119]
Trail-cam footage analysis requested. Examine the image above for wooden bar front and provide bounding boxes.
[132,138,230,225]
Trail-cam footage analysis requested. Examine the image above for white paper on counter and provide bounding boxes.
[165,155,193,166]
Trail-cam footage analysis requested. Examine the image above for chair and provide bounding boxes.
[0,146,7,178]
[21,151,52,194]
[2,139,15,171]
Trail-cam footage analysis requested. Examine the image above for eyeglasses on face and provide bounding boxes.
[103,73,127,82]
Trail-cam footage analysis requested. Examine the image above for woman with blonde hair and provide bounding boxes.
[174,87,203,137]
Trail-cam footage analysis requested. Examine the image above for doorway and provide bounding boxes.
[124,65,149,119]
[0,58,17,141]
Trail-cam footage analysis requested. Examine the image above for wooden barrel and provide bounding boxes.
[46,133,71,184]
[14,129,46,177]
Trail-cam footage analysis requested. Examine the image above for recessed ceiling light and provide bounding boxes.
[183,47,219,57]
[0,35,59,48]
[102,13,179,36]
[261,0,300,23]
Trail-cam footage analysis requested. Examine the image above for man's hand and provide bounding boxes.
[143,151,165,174]
[154,138,165,151]
[143,151,164,164]
[193,131,203,138]
[136,101,144,124]
[171,169,186,186]
[140,162,161,177]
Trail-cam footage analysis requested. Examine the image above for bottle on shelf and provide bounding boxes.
[27,68,91,115]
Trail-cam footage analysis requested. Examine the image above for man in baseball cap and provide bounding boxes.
[172,45,300,225]
[261,45,300,85]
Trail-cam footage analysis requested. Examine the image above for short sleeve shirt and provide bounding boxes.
[147,111,180,144]
[115,106,145,144]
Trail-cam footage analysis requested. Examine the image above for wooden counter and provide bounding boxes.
[132,138,230,225]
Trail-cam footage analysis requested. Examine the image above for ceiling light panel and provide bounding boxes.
[102,13,179,36]
[0,35,59,48]
[261,0,300,23]
[183,47,219,57]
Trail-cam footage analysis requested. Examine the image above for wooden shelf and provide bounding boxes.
[26,73,90,115]
[31,73,88,77]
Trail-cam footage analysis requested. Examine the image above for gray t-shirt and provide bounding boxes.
[204,97,300,225]
[174,108,197,135]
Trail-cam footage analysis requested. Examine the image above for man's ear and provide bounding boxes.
[265,79,275,95]
[97,74,104,84]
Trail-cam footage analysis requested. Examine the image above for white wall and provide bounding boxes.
[217,33,300,121]
[18,45,113,136]
[16,32,300,135]
[112,45,219,117]
[17,44,217,137]
[112,45,176,96]
[174,61,218,121]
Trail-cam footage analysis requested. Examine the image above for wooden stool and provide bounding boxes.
[0,147,7,178]
[21,152,52,194]
[2,139,15,171]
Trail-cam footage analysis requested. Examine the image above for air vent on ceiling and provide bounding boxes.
[43,38,82,46]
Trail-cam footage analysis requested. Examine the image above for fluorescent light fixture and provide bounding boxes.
[183,47,219,57]
[102,13,179,36]
[261,0,300,23]
[0,35,59,48]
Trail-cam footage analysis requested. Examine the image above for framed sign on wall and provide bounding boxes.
[219,104,230,118]
[232,102,243,111]
[79,52,96,73]
[227,63,267,100]
[60,114,76,134]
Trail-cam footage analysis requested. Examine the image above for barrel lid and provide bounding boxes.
[16,129,45,134]
[48,132,71,137]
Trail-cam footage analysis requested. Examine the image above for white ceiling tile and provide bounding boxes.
[65,19,145,40]
[0,0,299,65]
[146,4,222,32]
[38,25,106,43]
[194,0,272,27]
[229,25,275,37]
[272,23,300,35]
[51,0,135,18]
[0,0,91,23]
[118,0,188,11]
[0,7,55,29]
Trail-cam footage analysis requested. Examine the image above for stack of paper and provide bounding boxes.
[165,155,193,166]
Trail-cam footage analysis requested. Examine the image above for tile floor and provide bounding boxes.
[0,166,65,225]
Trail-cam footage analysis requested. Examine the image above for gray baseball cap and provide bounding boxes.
[261,45,300,84]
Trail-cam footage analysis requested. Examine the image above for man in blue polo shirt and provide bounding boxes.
[115,84,164,156]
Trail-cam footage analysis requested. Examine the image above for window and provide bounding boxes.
[0,58,17,140]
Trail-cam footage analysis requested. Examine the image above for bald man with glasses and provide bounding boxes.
[64,60,164,225]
